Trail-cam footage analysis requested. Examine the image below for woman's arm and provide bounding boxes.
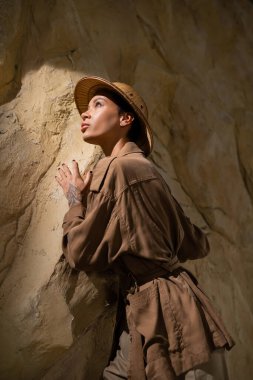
[61,192,118,271]
[171,195,210,262]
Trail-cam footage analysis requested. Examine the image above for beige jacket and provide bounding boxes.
[62,141,235,379]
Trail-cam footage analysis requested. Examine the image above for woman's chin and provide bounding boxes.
[82,134,99,145]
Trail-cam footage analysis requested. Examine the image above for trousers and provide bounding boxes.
[103,329,229,380]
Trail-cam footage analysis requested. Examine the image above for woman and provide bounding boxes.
[55,76,235,379]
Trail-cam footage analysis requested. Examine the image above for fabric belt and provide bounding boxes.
[119,257,182,298]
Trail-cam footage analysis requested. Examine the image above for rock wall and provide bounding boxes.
[0,0,253,379]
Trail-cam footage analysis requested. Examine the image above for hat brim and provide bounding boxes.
[74,76,153,156]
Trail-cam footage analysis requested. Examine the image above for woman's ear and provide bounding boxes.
[120,112,135,127]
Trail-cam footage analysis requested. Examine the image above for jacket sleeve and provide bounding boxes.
[171,195,210,262]
[61,193,122,272]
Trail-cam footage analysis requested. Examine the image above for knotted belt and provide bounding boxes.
[120,256,182,297]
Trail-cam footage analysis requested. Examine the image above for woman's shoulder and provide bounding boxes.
[90,150,169,197]
[111,154,158,182]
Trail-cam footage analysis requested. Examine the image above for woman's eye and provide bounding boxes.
[95,101,102,107]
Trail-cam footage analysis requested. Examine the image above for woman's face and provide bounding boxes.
[80,93,123,146]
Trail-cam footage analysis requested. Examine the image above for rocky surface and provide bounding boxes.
[0,0,253,379]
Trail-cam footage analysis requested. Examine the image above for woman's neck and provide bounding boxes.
[102,137,130,157]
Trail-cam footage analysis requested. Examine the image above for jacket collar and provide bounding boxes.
[111,141,144,158]
[90,142,144,192]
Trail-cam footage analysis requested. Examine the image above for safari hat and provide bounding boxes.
[74,75,154,157]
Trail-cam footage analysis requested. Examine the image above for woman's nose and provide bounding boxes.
[81,110,91,120]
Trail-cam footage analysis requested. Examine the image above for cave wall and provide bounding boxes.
[0,0,253,379]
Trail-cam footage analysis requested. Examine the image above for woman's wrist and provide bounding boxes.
[67,183,83,207]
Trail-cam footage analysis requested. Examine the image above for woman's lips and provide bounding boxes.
[81,123,89,132]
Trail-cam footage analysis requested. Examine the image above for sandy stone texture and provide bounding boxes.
[0,0,253,379]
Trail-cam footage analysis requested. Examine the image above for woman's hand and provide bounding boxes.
[55,160,93,207]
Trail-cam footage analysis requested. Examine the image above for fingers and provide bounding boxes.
[55,163,72,191]
[55,164,71,181]
[72,159,82,178]
[55,174,62,185]
[55,168,68,192]
[55,160,93,197]
[79,170,93,195]
[55,161,82,180]
[62,163,72,177]
[84,170,93,185]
